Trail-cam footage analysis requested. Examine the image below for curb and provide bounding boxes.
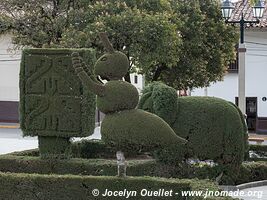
[220,180,267,191]
[237,180,267,190]
[0,124,20,129]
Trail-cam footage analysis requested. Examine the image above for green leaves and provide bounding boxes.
[0,0,237,89]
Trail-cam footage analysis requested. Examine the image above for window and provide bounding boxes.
[134,75,138,84]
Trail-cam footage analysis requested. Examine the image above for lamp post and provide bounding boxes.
[221,0,265,114]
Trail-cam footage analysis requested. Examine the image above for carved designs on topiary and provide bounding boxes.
[20,49,96,159]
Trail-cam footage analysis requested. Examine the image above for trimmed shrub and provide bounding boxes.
[20,48,96,158]
[96,80,139,113]
[1,152,266,186]
[101,109,186,160]
[72,35,187,161]
[0,155,156,176]
[38,136,71,159]
[250,144,267,153]
[94,51,129,79]
[249,144,267,161]
[71,139,116,159]
[139,82,247,167]
[235,161,267,185]
[0,172,234,200]
[139,81,178,125]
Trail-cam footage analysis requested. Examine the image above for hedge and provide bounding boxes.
[1,153,267,186]
[0,172,233,200]
[0,155,157,176]
[249,145,267,161]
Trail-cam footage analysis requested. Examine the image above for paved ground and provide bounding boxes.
[0,126,101,155]
[237,186,267,200]
[1,124,267,154]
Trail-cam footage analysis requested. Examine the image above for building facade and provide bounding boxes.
[192,21,267,133]
[0,34,21,123]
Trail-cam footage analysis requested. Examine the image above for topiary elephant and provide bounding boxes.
[139,82,248,168]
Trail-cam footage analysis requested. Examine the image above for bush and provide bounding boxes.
[71,139,116,159]
[249,145,267,161]
[101,109,186,160]
[20,48,96,158]
[0,155,157,176]
[96,80,139,113]
[2,152,267,186]
[0,172,233,200]
[139,82,247,167]
[235,161,267,185]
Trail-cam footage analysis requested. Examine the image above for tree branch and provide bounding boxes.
[152,64,167,81]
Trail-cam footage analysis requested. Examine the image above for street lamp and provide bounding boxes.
[221,0,235,20]
[221,0,265,114]
[253,0,265,18]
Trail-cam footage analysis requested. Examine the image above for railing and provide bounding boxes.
[228,46,239,72]
[228,57,238,72]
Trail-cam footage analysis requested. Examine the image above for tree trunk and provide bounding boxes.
[124,71,131,83]
[152,65,167,81]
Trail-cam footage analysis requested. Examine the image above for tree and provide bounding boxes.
[0,0,237,89]
[148,0,238,90]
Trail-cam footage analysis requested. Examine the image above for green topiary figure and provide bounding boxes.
[72,33,186,175]
[139,82,248,169]
[20,49,96,159]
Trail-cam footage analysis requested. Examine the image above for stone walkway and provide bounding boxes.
[237,186,267,200]
[0,126,101,155]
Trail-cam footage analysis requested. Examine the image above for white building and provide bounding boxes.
[0,34,21,123]
[192,1,267,134]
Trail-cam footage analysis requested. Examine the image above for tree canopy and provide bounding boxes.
[0,0,238,89]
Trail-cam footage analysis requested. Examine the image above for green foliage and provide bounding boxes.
[139,82,178,125]
[0,0,237,88]
[0,154,155,176]
[38,136,71,159]
[139,82,247,167]
[71,139,116,159]
[249,145,267,161]
[101,109,186,156]
[174,97,246,166]
[235,161,267,185]
[72,35,187,162]
[249,0,259,6]
[96,81,139,114]
[2,152,267,186]
[20,48,96,137]
[153,0,238,90]
[95,51,129,79]
[0,172,235,200]
[20,48,96,158]
[249,144,267,153]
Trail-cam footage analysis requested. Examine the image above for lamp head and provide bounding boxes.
[221,0,235,20]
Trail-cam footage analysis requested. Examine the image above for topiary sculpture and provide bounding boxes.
[20,49,96,159]
[139,82,248,169]
[72,33,186,175]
